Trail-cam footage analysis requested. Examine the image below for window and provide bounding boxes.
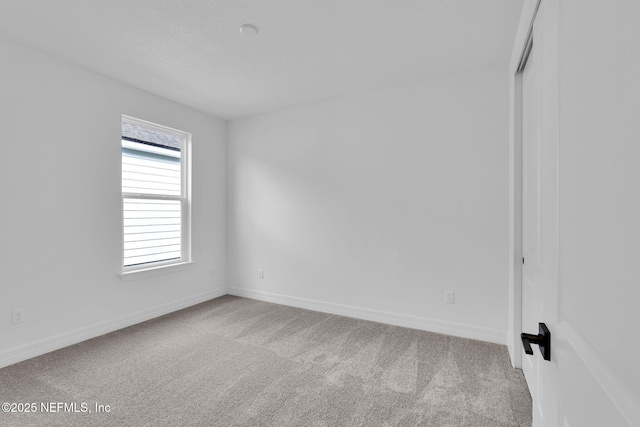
[121,115,190,273]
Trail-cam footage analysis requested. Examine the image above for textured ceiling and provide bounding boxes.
[0,0,524,119]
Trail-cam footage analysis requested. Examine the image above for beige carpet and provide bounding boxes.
[0,295,531,426]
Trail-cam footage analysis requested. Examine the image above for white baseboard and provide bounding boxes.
[0,286,507,370]
[227,287,506,345]
[0,287,228,369]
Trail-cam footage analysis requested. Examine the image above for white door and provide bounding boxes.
[521,3,559,424]
[520,22,540,403]
[514,1,639,426]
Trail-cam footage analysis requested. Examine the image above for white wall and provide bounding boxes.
[228,65,510,343]
[0,37,227,366]
[557,0,640,410]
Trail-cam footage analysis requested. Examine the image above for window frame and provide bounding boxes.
[120,115,191,280]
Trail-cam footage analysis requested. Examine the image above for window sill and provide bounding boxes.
[120,261,194,282]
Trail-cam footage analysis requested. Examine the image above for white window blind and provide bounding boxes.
[121,117,189,270]
[121,147,181,196]
[123,198,182,266]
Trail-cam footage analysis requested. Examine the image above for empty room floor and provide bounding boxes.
[0,296,531,426]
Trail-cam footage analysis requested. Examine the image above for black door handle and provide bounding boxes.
[521,323,551,361]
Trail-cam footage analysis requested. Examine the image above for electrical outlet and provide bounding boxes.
[445,292,455,304]
[12,309,24,324]
[258,269,264,279]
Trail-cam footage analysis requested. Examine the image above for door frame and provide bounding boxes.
[508,0,542,369]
